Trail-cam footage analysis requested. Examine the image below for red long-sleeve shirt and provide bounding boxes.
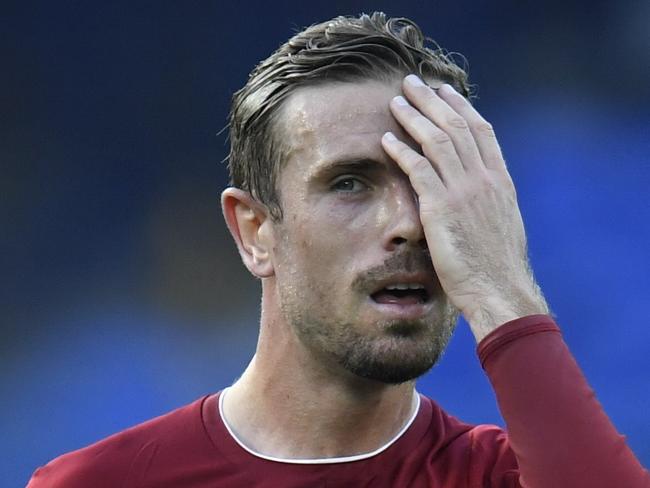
[27,315,649,487]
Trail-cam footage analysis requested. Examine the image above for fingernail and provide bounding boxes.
[383,131,397,142]
[393,95,409,106]
[405,74,425,87]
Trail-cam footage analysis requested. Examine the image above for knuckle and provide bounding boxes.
[431,130,452,145]
[478,171,516,196]
[411,155,432,173]
[501,172,517,194]
[413,174,433,191]
[477,171,495,187]
[476,121,495,136]
[445,115,469,130]
[474,173,500,194]
[485,155,502,169]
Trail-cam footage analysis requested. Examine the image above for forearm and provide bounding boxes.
[479,315,649,487]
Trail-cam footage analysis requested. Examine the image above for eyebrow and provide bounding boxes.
[308,158,386,180]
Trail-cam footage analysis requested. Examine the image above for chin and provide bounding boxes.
[338,334,443,385]
[345,356,437,385]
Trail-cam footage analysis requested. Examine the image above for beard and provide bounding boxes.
[336,312,458,384]
[277,249,460,385]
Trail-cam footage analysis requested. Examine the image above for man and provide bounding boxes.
[28,12,648,487]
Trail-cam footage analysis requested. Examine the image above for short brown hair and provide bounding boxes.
[227,12,471,220]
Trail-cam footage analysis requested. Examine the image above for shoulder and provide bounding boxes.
[27,396,211,488]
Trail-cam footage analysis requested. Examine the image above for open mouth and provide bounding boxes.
[370,284,430,305]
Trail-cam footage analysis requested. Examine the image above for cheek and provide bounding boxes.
[321,195,389,234]
[278,195,388,270]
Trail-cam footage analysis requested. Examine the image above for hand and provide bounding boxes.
[381,75,549,342]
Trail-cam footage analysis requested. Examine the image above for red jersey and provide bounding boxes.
[27,315,649,487]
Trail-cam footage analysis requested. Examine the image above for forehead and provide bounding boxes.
[277,80,403,170]
[283,80,398,131]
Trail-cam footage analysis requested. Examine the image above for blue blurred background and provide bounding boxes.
[3,1,649,485]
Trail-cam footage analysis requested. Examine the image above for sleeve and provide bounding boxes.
[477,314,650,488]
[26,452,130,488]
[25,437,144,488]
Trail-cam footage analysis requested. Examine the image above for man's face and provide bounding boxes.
[269,79,458,384]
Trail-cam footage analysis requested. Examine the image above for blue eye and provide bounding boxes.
[332,177,368,193]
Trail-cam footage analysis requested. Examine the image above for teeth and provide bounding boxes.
[385,283,425,290]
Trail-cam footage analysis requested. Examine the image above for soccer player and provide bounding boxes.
[28,12,649,487]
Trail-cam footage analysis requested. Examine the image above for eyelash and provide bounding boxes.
[331,176,369,193]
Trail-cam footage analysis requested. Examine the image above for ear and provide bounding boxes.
[221,188,275,278]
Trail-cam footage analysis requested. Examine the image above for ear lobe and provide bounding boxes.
[221,188,275,278]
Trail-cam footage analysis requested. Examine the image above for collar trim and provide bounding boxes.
[218,386,421,465]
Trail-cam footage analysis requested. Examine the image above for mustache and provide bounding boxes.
[352,248,438,292]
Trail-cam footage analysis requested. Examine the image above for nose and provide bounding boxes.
[384,180,426,251]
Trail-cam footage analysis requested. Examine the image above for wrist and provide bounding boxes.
[464,283,550,343]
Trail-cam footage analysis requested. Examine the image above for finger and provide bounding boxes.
[436,83,507,173]
[389,95,464,186]
[402,75,485,174]
[381,131,446,197]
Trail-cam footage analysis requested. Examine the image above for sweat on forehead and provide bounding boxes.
[275,79,438,169]
[279,77,445,128]
[273,81,399,163]
[288,82,392,125]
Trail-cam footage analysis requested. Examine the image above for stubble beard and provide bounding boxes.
[337,307,459,384]
[274,226,459,384]
[280,286,459,385]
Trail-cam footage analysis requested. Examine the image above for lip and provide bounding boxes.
[366,296,434,321]
[369,272,438,300]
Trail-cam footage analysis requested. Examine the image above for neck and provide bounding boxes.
[221,290,418,460]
